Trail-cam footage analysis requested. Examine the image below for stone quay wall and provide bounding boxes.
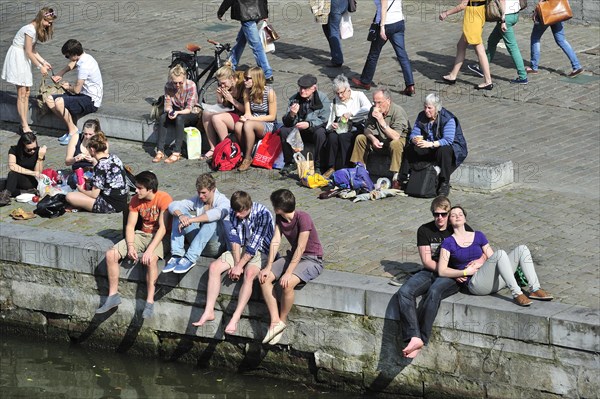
[0,223,598,398]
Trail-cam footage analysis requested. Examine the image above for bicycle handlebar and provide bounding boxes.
[207,39,219,46]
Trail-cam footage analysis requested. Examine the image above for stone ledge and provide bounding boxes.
[1,223,597,352]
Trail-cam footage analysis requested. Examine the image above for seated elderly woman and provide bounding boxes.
[4,132,47,197]
[322,74,371,176]
[66,132,127,213]
[404,93,467,196]
[64,118,101,187]
[437,206,553,306]
[152,64,199,164]
[200,64,245,161]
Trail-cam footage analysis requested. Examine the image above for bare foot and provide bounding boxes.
[405,348,422,359]
[224,319,238,334]
[192,312,214,327]
[402,337,424,358]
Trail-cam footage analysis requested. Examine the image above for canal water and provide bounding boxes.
[0,333,363,398]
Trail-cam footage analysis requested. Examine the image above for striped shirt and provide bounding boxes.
[228,202,274,256]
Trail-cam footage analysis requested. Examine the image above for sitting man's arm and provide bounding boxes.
[124,210,139,262]
[384,107,409,141]
[417,245,437,272]
[141,209,169,266]
[280,230,310,288]
[304,92,331,129]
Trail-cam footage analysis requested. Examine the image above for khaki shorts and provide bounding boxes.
[220,250,268,270]
[114,231,165,260]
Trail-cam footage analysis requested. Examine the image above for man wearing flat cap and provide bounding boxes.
[279,74,331,174]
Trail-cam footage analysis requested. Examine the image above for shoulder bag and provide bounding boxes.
[485,0,504,22]
[367,0,396,41]
[536,0,572,25]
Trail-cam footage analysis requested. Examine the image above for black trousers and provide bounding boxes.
[404,144,457,184]
[6,171,37,197]
[324,130,356,170]
[279,125,327,167]
[157,112,198,153]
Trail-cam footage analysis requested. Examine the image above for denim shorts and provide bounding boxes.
[53,93,98,116]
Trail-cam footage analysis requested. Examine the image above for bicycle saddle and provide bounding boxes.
[186,43,201,52]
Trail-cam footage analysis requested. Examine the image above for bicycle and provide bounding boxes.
[169,40,232,108]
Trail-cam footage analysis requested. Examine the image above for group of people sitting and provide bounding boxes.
[96,172,322,346]
[152,63,467,197]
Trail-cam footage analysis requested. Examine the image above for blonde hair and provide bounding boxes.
[244,67,266,105]
[33,7,57,43]
[169,64,187,81]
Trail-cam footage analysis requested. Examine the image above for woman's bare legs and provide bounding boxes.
[445,35,468,80]
[16,85,32,132]
[474,43,493,86]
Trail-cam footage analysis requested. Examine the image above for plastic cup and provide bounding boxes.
[414,135,423,142]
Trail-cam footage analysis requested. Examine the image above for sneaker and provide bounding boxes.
[142,302,154,319]
[514,293,532,307]
[162,256,180,273]
[266,76,274,84]
[388,274,404,286]
[57,133,71,145]
[528,289,554,301]
[262,321,286,344]
[95,293,122,314]
[468,64,484,78]
[173,257,195,274]
[568,68,584,77]
[510,77,528,85]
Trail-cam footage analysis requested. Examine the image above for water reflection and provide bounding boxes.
[1,334,362,398]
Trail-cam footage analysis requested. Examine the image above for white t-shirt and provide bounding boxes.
[76,53,103,107]
[376,0,404,25]
[504,0,521,14]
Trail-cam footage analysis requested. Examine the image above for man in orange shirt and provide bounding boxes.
[95,171,172,318]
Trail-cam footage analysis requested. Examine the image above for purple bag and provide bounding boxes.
[332,163,374,193]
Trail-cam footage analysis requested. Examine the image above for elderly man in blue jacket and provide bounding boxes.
[218,0,274,82]
[279,74,331,174]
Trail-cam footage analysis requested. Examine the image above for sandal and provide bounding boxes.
[164,152,182,164]
[200,149,214,161]
[10,207,36,220]
[152,151,165,163]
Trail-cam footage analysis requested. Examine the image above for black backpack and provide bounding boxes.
[405,163,438,198]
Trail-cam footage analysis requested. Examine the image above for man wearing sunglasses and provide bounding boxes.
[45,39,103,145]
[394,196,477,359]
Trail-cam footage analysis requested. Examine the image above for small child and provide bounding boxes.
[259,189,324,345]
[95,171,172,318]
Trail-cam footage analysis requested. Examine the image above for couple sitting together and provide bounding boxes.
[96,172,323,345]
[397,196,553,359]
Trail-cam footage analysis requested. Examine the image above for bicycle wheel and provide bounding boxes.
[198,77,219,107]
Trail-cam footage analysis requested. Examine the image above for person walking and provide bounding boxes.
[527,1,583,77]
[217,0,274,82]
[322,0,349,67]
[468,0,529,84]
[351,0,415,96]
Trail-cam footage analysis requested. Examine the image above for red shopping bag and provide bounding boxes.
[252,130,282,169]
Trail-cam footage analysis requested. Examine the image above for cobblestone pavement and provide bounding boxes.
[1,1,598,309]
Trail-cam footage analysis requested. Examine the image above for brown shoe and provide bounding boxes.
[351,77,371,90]
[528,289,554,301]
[401,85,415,96]
[514,293,532,307]
[568,68,584,77]
[238,158,252,172]
[322,168,335,179]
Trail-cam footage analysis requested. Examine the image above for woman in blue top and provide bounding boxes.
[437,206,553,306]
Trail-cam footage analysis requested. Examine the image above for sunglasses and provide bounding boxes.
[244,76,252,81]
[45,9,56,17]
[432,212,448,218]
[25,146,38,153]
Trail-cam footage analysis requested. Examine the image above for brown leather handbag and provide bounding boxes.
[536,0,572,25]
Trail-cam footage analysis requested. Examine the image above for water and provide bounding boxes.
[0,334,362,399]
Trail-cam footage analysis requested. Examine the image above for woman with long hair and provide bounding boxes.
[65,118,101,170]
[235,66,277,172]
[2,7,57,134]
[437,206,553,306]
[66,132,127,213]
[5,132,47,197]
[200,64,245,161]
[153,65,198,164]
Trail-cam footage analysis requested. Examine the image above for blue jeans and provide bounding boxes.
[398,269,459,345]
[360,20,414,86]
[322,0,348,65]
[229,20,273,79]
[170,216,225,262]
[530,21,581,71]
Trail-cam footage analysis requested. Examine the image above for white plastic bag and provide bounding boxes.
[258,20,275,53]
[340,12,353,40]
[285,127,304,152]
[184,127,202,160]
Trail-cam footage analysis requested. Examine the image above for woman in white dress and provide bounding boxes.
[1,7,57,135]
